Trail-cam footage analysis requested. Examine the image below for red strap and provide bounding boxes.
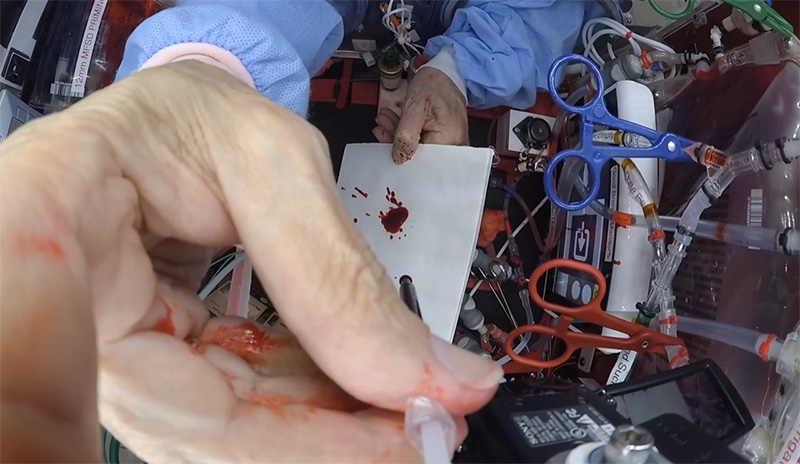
[625,31,633,40]
[335,59,353,109]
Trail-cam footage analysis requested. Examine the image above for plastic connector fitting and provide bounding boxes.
[459,308,487,334]
[777,324,800,380]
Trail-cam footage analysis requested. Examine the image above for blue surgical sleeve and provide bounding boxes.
[115,0,344,117]
[425,0,602,110]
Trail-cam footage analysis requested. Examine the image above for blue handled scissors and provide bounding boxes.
[545,54,698,211]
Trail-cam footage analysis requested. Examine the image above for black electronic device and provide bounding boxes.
[457,386,628,463]
[599,359,755,445]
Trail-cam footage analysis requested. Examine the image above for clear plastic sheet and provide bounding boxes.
[662,63,800,414]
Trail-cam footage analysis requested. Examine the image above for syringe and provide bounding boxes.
[399,276,457,464]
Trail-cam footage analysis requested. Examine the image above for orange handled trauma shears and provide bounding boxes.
[505,259,685,369]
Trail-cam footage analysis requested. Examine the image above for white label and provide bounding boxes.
[362,52,376,68]
[777,413,800,464]
[71,0,109,98]
[605,165,619,262]
[607,350,637,384]
[747,188,763,227]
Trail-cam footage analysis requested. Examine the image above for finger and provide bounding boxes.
[392,98,428,164]
[373,126,394,144]
[376,107,401,135]
[198,316,320,377]
[199,343,366,412]
[100,332,419,463]
[420,126,469,146]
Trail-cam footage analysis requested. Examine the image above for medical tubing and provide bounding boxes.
[198,252,247,300]
[502,185,546,252]
[638,217,799,255]
[582,18,676,67]
[543,85,593,254]
[496,290,535,366]
[496,193,535,366]
[226,256,253,318]
[645,187,712,308]
[544,159,580,253]
[678,316,783,361]
[619,160,680,364]
[726,137,800,175]
[621,159,667,262]
[646,50,683,68]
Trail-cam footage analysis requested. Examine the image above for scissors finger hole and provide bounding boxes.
[548,54,605,113]
[538,259,605,309]
[548,156,597,211]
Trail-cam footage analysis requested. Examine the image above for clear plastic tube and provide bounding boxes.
[405,396,456,464]
[724,137,800,176]
[678,316,783,362]
[226,256,253,318]
[544,159,583,254]
[620,159,667,262]
[645,186,712,308]
[646,50,683,67]
[503,186,546,252]
[635,217,799,255]
[496,289,534,366]
[543,84,593,255]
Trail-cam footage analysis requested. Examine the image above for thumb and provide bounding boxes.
[392,98,428,164]
[215,106,501,415]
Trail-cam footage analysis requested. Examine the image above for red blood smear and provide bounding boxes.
[354,187,368,198]
[380,206,409,234]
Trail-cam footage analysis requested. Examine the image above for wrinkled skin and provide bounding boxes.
[374,67,469,164]
[0,62,501,463]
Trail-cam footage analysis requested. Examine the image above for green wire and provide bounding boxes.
[647,0,696,20]
[101,429,108,464]
[210,254,236,280]
[109,437,121,464]
[210,251,237,267]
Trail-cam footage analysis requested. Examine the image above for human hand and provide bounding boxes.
[373,66,469,164]
[0,61,501,463]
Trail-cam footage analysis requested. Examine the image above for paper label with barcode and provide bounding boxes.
[747,189,763,227]
[747,189,764,249]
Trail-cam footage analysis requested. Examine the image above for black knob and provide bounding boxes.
[525,117,551,150]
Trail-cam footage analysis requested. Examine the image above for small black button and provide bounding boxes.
[3,49,29,86]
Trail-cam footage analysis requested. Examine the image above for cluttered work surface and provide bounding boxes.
[10,0,792,461]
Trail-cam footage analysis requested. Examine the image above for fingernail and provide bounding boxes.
[430,335,503,390]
